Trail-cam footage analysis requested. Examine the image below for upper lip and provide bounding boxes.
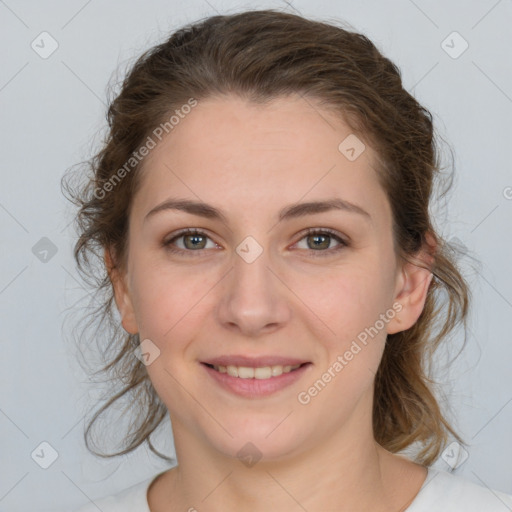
[202,355,309,367]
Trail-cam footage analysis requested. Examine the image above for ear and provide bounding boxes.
[104,247,138,335]
[386,233,436,335]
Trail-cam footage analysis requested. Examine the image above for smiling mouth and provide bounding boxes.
[203,363,308,379]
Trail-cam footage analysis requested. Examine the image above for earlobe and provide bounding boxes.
[104,247,139,335]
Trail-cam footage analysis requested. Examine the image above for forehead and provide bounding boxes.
[145,94,368,168]
[133,94,389,224]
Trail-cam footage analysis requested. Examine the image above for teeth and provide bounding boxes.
[216,364,301,379]
[271,366,283,377]
[238,366,255,379]
[226,366,238,377]
[254,367,271,379]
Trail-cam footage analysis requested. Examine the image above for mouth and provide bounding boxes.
[203,362,307,379]
[200,359,312,398]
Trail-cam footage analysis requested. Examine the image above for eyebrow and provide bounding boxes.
[144,197,371,224]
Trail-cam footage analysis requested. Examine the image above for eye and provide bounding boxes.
[293,228,348,257]
[162,229,219,255]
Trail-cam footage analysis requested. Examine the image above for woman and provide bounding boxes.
[67,9,512,511]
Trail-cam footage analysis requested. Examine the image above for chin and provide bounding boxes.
[206,414,309,464]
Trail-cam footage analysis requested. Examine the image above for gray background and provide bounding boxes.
[1,0,511,511]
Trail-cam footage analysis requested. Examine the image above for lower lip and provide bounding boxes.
[202,363,311,398]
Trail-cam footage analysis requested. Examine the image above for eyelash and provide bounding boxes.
[162,228,348,258]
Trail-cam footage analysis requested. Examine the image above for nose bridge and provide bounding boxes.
[234,237,273,292]
[216,235,290,335]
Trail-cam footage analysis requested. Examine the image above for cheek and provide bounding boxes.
[297,261,392,342]
[129,261,215,346]
[295,262,393,399]
[294,270,390,409]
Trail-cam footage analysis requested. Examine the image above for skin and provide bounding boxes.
[107,94,434,511]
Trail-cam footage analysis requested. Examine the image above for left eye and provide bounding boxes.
[294,229,346,254]
[162,229,347,256]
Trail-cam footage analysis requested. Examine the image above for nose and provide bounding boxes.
[216,242,292,338]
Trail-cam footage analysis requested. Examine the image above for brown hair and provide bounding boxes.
[63,8,470,465]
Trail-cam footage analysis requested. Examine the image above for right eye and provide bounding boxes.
[162,229,221,255]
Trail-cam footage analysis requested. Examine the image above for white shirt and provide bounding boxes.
[74,467,512,511]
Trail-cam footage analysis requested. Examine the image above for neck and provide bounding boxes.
[154,414,424,512]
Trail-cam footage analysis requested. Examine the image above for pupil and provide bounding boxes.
[186,234,205,249]
[311,234,328,250]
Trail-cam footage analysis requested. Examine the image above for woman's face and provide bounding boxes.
[112,94,428,462]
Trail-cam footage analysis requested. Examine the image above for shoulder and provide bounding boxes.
[408,467,512,512]
[72,475,157,512]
